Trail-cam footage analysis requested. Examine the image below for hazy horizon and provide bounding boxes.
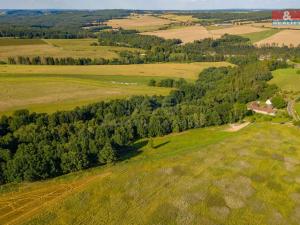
[0,0,299,10]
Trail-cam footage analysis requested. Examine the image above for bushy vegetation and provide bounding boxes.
[0,62,276,184]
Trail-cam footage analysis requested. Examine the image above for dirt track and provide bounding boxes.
[0,172,111,225]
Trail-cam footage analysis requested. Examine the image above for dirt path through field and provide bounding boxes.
[226,122,251,132]
[0,172,111,225]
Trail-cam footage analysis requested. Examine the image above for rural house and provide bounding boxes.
[248,100,277,116]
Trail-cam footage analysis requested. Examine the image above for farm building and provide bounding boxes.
[248,100,277,116]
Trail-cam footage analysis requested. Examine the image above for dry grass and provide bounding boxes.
[106,14,172,32]
[142,26,212,43]
[255,30,300,47]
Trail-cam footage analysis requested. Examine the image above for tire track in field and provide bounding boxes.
[0,172,111,225]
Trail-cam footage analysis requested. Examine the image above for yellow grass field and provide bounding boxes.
[0,39,140,61]
[0,62,231,79]
[106,14,172,32]
[255,30,300,47]
[143,26,212,43]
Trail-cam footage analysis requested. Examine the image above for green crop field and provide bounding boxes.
[0,38,142,61]
[241,29,281,43]
[1,122,300,225]
[0,62,231,114]
[271,68,300,92]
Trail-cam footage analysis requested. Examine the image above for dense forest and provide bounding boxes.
[0,61,280,184]
[0,10,131,38]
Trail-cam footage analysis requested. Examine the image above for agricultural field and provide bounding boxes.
[255,30,300,47]
[0,62,231,114]
[252,22,300,30]
[106,14,173,32]
[209,25,268,38]
[1,122,300,225]
[143,25,270,43]
[271,68,300,92]
[159,14,200,23]
[0,38,140,61]
[142,26,212,43]
[241,29,281,43]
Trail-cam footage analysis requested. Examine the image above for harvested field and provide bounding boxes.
[159,14,200,23]
[0,39,46,46]
[106,14,172,32]
[0,62,231,79]
[252,22,300,30]
[0,39,140,61]
[142,26,212,43]
[255,30,300,47]
[209,25,268,37]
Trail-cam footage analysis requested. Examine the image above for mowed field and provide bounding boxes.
[0,62,231,114]
[106,14,172,32]
[255,30,300,47]
[1,122,300,225]
[142,25,268,43]
[0,38,141,61]
[143,26,213,44]
[271,68,300,92]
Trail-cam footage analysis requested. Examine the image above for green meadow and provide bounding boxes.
[271,68,300,92]
[1,122,300,225]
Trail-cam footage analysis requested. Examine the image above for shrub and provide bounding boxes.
[272,96,287,109]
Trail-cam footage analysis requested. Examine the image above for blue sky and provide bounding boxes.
[0,0,299,10]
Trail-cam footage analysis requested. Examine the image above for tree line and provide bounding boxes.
[0,61,278,184]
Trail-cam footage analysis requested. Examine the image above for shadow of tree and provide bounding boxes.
[118,140,148,162]
[154,141,170,149]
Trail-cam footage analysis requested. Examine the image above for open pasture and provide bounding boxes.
[255,30,300,47]
[106,14,172,32]
[1,122,300,225]
[143,26,212,43]
[271,68,300,92]
[0,38,139,61]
